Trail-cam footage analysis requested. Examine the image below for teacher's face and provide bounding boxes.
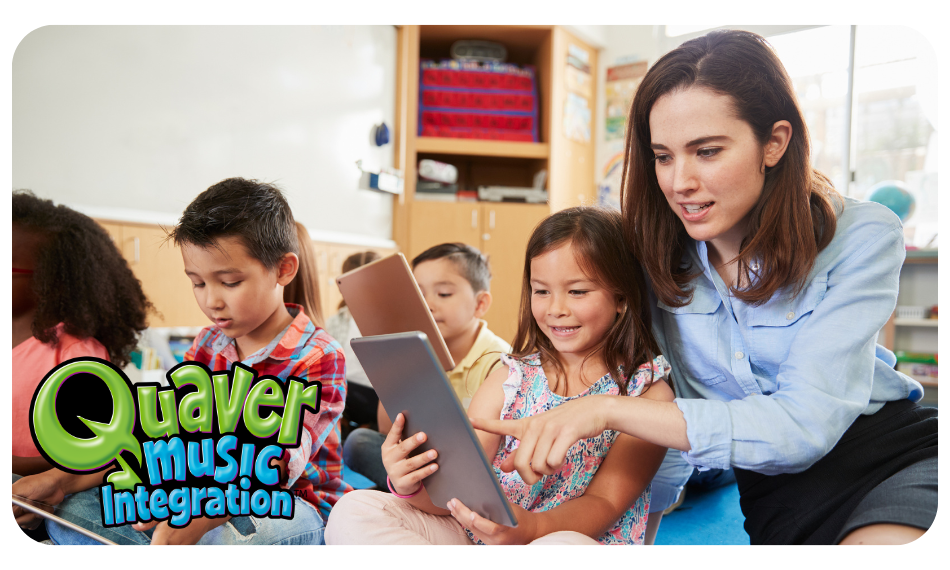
[649,87,767,256]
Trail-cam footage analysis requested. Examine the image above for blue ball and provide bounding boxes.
[867,181,915,222]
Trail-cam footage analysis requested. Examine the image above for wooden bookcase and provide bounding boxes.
[391,25,599,343]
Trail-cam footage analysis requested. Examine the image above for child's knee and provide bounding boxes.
[326,490,390,544]
[529,530,599,545]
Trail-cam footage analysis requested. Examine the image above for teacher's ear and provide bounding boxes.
[763,120,793,169]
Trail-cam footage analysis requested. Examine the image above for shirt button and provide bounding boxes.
[786,312,795,320]
[735,351,744,360]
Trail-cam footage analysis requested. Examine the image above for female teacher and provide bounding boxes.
[473,29,937,545]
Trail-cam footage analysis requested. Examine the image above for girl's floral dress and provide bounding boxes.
[473,352,670,545]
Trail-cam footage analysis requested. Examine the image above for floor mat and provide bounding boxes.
[655,482,749,545]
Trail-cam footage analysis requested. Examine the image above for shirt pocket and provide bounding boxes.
[657,289,726,386]
[744,275,829,328]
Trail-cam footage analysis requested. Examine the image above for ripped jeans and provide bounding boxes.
[45,486,326,545]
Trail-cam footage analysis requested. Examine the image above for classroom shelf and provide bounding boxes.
[894,318,939,327]
[415,137,550,159]
[904,248,938,264]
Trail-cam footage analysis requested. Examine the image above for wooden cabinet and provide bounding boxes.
[96,220,396,330]
[311,241,398,324]
[96,221,208,328]
[407,201,548,343]
[392,25,598,344]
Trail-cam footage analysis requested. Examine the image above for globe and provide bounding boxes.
[867,180,916,222]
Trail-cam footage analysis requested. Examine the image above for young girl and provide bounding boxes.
[12,191,152,536]
[324,250,381,433]
[325,206,674,545]
[283,221,324,326]
[473,30,937,545]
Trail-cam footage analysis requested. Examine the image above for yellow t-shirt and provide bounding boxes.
[448,320,511,409]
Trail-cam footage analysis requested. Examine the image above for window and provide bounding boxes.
[688,25,938,248]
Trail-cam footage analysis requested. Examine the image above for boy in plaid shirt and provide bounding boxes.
[147,177,350,544]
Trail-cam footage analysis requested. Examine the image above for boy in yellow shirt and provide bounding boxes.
[344,243,510,488]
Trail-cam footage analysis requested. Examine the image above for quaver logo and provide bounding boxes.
[29,358,322,528]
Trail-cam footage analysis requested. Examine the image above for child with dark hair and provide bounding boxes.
[45,177,350,545]
[342,243,510,490]
[283,221,324,327]
[11,190,152,537]
[324,251,382,435]
[326,207,674,544]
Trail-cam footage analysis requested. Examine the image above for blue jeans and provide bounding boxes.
[46,485,326,545]
[649,448,695,513]
[342,428,388,490]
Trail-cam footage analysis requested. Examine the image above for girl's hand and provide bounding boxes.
[447,498,538,545]
[380,412,440,497]
[470,395,611,485]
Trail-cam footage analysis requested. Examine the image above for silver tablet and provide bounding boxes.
[13,495,117,545]
[350,332,517,527]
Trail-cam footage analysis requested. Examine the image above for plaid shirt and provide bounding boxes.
[184,304,351,520]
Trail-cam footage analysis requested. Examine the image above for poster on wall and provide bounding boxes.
[564,92,592,143]
[604,60,647,141]
[599,60,648,208]
[563,43,592,143]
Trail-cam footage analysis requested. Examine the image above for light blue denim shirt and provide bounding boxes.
[650,197,924,476]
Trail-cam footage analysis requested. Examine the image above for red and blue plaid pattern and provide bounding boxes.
[185,304,352,521]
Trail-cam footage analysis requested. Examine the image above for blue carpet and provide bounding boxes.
[655,482,749,545]
[342,465,377,490]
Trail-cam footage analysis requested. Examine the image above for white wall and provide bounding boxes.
[13,26,397,244]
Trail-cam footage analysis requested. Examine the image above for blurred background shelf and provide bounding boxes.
[894,318,938,327]
[415,137,549,159]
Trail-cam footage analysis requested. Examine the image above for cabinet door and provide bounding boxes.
[479,203,550,344]
[119,224,208,328]
[407,201,481,261]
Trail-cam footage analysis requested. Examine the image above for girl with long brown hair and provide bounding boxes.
[326,206,674,545]
[473,29,936,545]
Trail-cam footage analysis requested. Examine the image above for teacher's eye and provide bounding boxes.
[653,153,672,165]
[191,282,205,289]
[223,281,242,288]
[698,147,722,159]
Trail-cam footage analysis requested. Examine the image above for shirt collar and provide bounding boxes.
[451,320,496,373]
[210,304,312,365]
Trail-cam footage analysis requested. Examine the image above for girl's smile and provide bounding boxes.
[530,241,620,370]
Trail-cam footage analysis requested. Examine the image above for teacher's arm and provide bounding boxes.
[474,378,682,485]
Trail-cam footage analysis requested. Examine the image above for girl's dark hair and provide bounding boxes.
[337,251,381,309]
[283,222,323,326]
[12,191,152,367]
[510,206,660,396]
[621,29,841,307]
[169,177,299,270]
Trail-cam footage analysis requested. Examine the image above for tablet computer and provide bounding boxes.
[350,332,517,527]
[336,253,455,371]
[13,495,117,545]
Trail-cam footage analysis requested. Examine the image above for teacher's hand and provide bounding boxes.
[470,394,612,485]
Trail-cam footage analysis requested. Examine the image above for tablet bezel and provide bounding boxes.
[350,332,517,528]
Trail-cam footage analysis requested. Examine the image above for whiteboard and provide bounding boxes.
[13,25,397,241]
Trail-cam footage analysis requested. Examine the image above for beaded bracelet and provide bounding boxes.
[387,476,424,499]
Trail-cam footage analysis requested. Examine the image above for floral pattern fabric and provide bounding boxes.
[481,352,670,545]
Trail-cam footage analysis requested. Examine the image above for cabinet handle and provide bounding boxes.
[483,233,491,241]
[472,209,478,229]
[489,210,495,230]
[133,236,140,264]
